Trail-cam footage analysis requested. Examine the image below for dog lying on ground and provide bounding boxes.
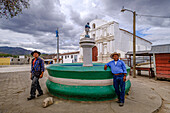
[43,97,54,108]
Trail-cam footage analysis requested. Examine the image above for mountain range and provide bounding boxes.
[0,46,33,55]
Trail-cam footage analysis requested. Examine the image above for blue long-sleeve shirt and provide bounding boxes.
[31,57,44,74]
[106,59,127,74]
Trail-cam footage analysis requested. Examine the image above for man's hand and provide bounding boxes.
[123,76,126,82]
[104,65,107,70]
[39,72,44,78]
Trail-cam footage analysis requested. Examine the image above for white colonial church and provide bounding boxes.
[54,19,152,63]
[79,19,152,62]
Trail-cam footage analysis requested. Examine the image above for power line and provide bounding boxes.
[136,14,170,18]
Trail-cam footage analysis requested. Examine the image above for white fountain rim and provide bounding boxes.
[48,75,130,86]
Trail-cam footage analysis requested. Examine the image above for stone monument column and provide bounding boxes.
[80,38,95,66]
[79,22,95,66]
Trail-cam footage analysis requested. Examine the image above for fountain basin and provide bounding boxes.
[46,63,131,101]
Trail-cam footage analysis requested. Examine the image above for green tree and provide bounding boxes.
[0,0,30,18]
[0,53,18,57]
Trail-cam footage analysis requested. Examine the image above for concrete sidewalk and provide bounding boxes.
[0,70,167,113]
[0,64,50,73]
[110,78,162,113]
[43,76,163,113]
[0,65,31,73]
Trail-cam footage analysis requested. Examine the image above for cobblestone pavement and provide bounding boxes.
[0,71,117,113]
[0,71,48,113]
[0,70,169,113]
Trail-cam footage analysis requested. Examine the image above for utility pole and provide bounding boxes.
[121,7,170,78]
[121,7,136,78]
[133,11,136,78]
[56,28,59,63]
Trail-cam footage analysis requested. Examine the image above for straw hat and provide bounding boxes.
[110,52,120,59]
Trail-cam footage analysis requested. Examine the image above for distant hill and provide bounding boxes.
[0,46,33,55]
[0,52,6,54]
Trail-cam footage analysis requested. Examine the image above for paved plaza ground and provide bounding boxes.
[0,65,170,113]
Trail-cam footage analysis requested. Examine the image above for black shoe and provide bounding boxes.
[37,93,43,97]
[119,103,124,107]
[27,96,35,101]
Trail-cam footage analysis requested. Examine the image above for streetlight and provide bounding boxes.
[121,7,136,78]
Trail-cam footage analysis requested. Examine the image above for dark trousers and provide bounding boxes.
[113,74,125,103]
[30,75,43,97]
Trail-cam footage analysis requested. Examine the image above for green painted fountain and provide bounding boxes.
[46,24,131,101]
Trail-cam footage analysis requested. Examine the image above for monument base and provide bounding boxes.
[79,38,95,67]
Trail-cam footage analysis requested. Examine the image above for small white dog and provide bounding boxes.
[43,97,54,108]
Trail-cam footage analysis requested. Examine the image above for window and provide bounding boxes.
[74,55,77,62]
[93,34,95,39]
[71,55,73,59]
[65,56,67,59]
[92,23,96,29]
[18,59,20,61]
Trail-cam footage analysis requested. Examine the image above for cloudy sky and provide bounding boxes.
[0,0,170,54]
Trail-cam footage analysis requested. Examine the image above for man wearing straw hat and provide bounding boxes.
[27,50,44,100]
[104,52,127,107]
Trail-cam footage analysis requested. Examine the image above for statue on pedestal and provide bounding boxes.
[85,22,90,38]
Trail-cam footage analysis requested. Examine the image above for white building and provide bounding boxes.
[79,19,152,62]
[59,51,80,63]
[42,51,80,64]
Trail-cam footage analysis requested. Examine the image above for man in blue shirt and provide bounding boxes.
[27,50,44,100]
[104,52,127,106]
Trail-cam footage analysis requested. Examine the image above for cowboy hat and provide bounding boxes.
[110,52,120,59]
[31,50,41,56]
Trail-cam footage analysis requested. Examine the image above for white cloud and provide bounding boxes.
[143,27,170,45]
[0,0,170,54]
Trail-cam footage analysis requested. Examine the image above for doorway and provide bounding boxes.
[92,46,98,61]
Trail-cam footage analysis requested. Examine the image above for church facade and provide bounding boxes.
[79,19,152,62]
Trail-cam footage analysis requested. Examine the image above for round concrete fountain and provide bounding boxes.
[46,24,131,101]
[46,63,131,101]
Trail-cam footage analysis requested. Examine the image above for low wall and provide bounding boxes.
[0,58,10,65]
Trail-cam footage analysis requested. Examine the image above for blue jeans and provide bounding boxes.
[113,74,125,103]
